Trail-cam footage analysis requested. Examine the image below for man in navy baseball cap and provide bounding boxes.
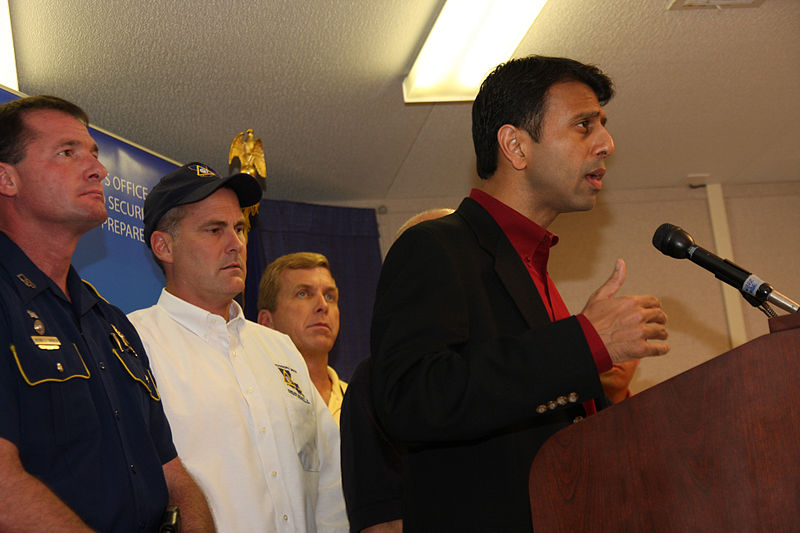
[131,160,348,531]
[143,161,262,248]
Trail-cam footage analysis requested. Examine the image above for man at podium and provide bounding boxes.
[370,56,670,531]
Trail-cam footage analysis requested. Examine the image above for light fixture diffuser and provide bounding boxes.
[1,0,18,90]
[403,0,548,103]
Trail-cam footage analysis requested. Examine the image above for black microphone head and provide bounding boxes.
[652,223,695,259]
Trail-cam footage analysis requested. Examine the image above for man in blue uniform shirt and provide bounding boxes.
[0,95,215,532]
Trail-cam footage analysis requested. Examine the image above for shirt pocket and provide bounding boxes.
[289,400,321,473]
[276,364,321,472]
[10,340,101,459]
[11,340,90,385]
[111,347,161,402]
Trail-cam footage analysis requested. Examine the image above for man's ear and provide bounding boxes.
[0,162,20,198]
[257,309,274,328]
[150,231,175,265]
[496,125,527,171]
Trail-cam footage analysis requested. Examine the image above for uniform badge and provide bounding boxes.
[31,336,61,350]
[16,274,36,288]
[26,310,45,335]
[110,323,139,357]
[109,330,124,352]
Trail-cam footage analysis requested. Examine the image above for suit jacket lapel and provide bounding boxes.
[457,198,551,328]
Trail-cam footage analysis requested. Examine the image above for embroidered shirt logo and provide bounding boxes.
[276,365,309,404]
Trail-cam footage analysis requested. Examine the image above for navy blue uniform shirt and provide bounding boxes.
[0,232,177,532]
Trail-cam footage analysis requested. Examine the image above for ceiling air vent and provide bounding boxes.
[667,0,766,9]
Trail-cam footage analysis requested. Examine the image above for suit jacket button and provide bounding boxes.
[568,392,579,403]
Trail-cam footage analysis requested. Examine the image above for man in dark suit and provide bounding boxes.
[370,56,670,531]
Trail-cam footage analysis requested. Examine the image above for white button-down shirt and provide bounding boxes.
[129,289,347,532]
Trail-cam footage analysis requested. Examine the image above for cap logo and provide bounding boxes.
[187,163,218,178]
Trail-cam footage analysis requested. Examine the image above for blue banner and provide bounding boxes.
[1,87,178,313]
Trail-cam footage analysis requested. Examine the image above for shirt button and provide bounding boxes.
[130,464,136,474]
[260,427,266,434]
[99,361,106,370]
[232,351,237,358]
[271,471,277,477]
[247,386,254,393]
[114,409,120,420]
[282,514,288,522]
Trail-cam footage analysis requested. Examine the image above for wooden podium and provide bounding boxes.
[529,313,800,531]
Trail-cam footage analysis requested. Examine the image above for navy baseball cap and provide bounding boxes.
[143,162,262,247]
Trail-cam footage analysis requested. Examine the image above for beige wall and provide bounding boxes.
[725,183,800,340]
[337,180,800,394]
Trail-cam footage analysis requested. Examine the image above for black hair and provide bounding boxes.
[472,56,614,180]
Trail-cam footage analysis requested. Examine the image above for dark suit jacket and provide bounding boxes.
[340,357,403,532]
[370,197,608,532]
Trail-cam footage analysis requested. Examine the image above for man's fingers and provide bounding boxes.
[607,335,670,363]
[642,323,669,342]
[603,311,670,363]
[638,340,670,358]
[581,263,672,364]
[609,321,668,342]
[640,306,667,325]
[629,294,663,309]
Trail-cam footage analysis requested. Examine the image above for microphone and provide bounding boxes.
[652,223,798,314]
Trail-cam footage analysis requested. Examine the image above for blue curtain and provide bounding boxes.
[244,199,381,381]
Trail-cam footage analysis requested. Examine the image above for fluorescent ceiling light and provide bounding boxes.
[1,0,18,90]
[403,0,547,103]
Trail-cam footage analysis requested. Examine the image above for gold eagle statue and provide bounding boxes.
[228,128,267,228]
[229,129,267,180]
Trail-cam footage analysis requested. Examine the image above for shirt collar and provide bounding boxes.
[68,269,98,317]
[0,231,96,315]
[0,231,56,302]
[469,188,559,260]
[156,288,246,340]
[327,365,342,387]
